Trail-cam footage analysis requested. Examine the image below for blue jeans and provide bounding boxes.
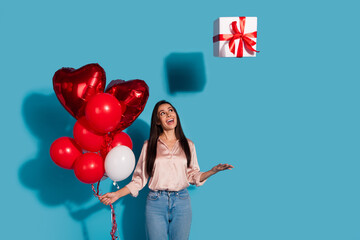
[145,188,192,240]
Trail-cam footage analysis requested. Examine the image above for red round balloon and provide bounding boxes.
[110,131,133,150]
[85,93,123,133]
[73,117,105,152]
[73,153,105,184]
[105,79,149,131]
[53,63,106,119]
[50,137,83,169]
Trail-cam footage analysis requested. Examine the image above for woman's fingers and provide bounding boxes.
[99,193,109,200]
[99,194,111,205]
[223,164,233,169]
[224,164,233,170]
[217,163,234,171]
[98,192,118,206]
[102,198,111,205]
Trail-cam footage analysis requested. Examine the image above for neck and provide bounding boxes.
[160,130,177,141]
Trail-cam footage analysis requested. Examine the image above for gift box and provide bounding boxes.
[213,17,259,58]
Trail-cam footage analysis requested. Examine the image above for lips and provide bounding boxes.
[166,118,174,124]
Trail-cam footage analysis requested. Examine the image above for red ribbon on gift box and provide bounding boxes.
[213,17,260,58]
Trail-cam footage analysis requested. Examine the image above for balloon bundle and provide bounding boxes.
[49,63,149,239]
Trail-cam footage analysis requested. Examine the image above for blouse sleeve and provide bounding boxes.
[187,140,206,186]
[125,141,149,197]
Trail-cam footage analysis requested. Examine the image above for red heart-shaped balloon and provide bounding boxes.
[53,63,106,119]
[106,79,149,131]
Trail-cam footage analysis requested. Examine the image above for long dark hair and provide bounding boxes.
[145,100,191,177]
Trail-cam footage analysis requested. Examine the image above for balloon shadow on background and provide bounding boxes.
[165,52,207,95]
[20,92,151,240]
[19,93,92,205]
[19,92,106,240]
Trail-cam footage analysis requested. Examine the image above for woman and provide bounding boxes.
[100,100,233,240]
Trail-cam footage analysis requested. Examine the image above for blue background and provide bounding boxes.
[1,0,360,239]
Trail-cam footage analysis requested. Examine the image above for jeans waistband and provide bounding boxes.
[149,188,188,195]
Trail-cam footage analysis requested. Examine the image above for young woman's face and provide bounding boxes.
[157,103,178,131]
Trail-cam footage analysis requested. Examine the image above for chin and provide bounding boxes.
[164,125,177,131]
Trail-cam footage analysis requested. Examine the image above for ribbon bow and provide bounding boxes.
[213,17,259,58]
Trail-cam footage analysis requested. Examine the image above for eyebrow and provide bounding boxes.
[159,107,173,112]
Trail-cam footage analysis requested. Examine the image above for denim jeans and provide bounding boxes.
[145,188,192,240]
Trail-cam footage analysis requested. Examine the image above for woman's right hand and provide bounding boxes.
[99,192,121,205]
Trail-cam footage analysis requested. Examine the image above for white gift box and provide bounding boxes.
[213,17,258,58]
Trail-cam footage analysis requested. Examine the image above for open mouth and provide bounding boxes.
[166,118,174,124]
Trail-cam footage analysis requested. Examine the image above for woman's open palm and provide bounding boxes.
[211,163,234,173]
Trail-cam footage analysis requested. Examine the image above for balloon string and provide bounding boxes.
[96,180,100,195]
[91,182,119,240]
[100,134,113,159]
[110,204,118,240]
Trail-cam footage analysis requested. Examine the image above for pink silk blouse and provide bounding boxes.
[126,138,206,197]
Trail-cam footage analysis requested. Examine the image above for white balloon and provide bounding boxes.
[104,145,135,182]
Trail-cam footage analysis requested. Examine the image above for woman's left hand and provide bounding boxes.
[211,163,234,173]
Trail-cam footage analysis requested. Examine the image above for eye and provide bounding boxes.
[160,112,165,116]
[169,109,173,112]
